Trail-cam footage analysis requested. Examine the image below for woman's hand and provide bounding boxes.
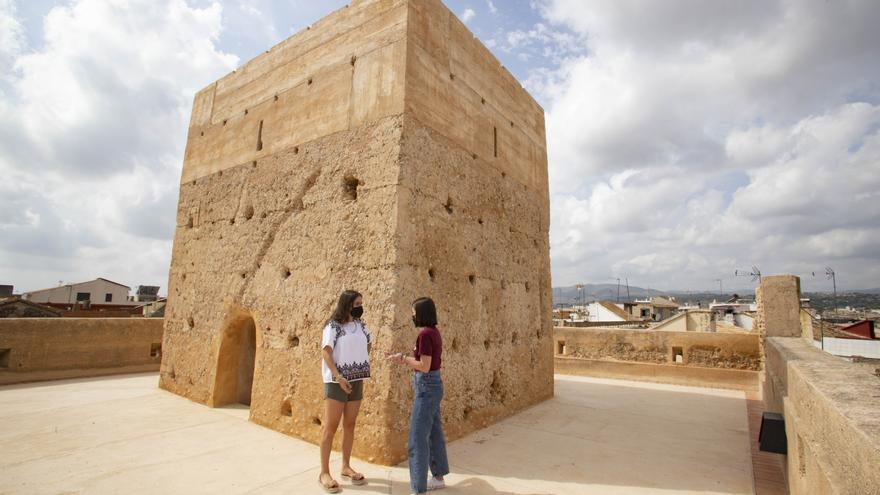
[338,376,352,394]
[385,352,404,365]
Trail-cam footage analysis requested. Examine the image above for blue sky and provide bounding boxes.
[1,0,879,295]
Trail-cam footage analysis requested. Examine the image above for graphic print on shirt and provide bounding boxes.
[322,320,371,383]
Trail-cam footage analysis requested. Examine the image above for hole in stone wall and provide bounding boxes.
[240,272,247,279]
[186,216,193,229]
[672,347,684,364]
[294,146,299,154]
[525,282,531,292]
[510,120,514,127]
[0,348,10,368]
[308,77,313,85]
[218,171,223,177]
[350,55,357,66]
[281,399,292,417]
[428,268,435,282]
[557,340,565,355]
[282,267,291,279]
[468,274,476,285]
[289,335,300,348]
[452,338,460,351]
[222,119,227,126]
[511,332,518,345]
[483,339,490,351]
[444,196,453,214]
[244,109,249,115]
[481,97,486,104]
[449,73,455,81]
[200,131,204,137]
[256,120,264,151]
[244,205,255,220]
[490,371,503,400]
[463,405,472,420]
[501,171,507,178]
[252,161,257,168]
[478,218,483,225]
[274,94,279,102]
[187,316,195,329]
[230,218,236,225]
[260,212,267,219]
[493,126,498,158]
[182,273,187,281]
[312,416,322,426]
[472,153,478,160]
[150,343,162,358]
[343,176,359,201]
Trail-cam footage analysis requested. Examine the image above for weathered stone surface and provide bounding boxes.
[160,0,552,465]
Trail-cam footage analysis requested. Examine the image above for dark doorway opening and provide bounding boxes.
[211,311,257,407]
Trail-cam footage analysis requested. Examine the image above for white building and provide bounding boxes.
[586,301,633,322]
[24,278,131,306]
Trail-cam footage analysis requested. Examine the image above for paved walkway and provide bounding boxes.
[1,373,757,494]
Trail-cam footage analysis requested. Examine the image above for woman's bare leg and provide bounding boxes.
[320,399,346,486]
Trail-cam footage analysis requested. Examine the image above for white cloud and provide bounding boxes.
[0,0,237,293]
[0,0,24,70]
[461,8,476,23]
[486,0,497,15]
[537,0,880,291]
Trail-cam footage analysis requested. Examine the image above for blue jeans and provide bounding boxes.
[408,370,449,494]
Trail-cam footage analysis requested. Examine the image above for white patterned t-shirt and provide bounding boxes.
[321,320,371,383]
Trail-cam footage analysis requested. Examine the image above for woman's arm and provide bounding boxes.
[401,354,432,373]
[322,345,351,393]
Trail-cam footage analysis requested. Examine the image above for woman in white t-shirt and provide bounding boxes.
[318,290,371,493]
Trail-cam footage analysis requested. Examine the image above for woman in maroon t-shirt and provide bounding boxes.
[387,297,450,494]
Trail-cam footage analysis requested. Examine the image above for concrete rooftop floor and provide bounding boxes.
[1,373,757,494]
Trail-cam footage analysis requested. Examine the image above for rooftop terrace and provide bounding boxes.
[1,372,770,494]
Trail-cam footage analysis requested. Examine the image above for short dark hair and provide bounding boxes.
[412,297,437,327]
[330,290,362,324]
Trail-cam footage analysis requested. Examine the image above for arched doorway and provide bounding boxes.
[211,310,258,408]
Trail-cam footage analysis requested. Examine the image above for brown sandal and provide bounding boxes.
[319,473,341,493]
[341,468,367,486]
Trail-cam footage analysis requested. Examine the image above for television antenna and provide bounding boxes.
[735,266,761,283]
[811,267,836,299]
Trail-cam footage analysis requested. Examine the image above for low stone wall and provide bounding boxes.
[554,327,761,390]
[0,318,164,385]
[763,337,880,494]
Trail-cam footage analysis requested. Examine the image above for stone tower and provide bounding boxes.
[160,0,552,465]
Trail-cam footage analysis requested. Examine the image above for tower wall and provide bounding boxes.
[161,0,551,465]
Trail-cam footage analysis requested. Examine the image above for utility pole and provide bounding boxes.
[716,279,723,297]
[826,267,836,299]
[625,278,630,301]
[616,278,621,303]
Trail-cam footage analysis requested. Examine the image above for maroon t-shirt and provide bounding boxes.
[413,326,442,371]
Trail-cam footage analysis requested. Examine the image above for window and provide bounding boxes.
[0,349,10,368]
[105,293,113,303]
[76,292,90,302]
[150,343,162,358]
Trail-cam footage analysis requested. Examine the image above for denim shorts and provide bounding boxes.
[324,380,364,402]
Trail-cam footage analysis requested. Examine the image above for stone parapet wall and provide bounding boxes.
[0,318,164,385]
[763,337,880,494]
[555,327,761,370]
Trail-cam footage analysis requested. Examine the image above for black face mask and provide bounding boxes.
[351,306,364,319]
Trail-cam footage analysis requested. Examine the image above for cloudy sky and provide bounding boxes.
[1,0,878,295]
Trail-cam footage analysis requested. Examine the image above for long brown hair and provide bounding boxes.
[329,290,362,324]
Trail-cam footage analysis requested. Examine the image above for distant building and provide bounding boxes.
[0,297,63,318]
[24,278,132,307]
[710,295,757,330]
[840,320,876,340]
[133,286,161,303]
[0,285,13,297]
[631,297,680,322]
[586,301,634,322]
